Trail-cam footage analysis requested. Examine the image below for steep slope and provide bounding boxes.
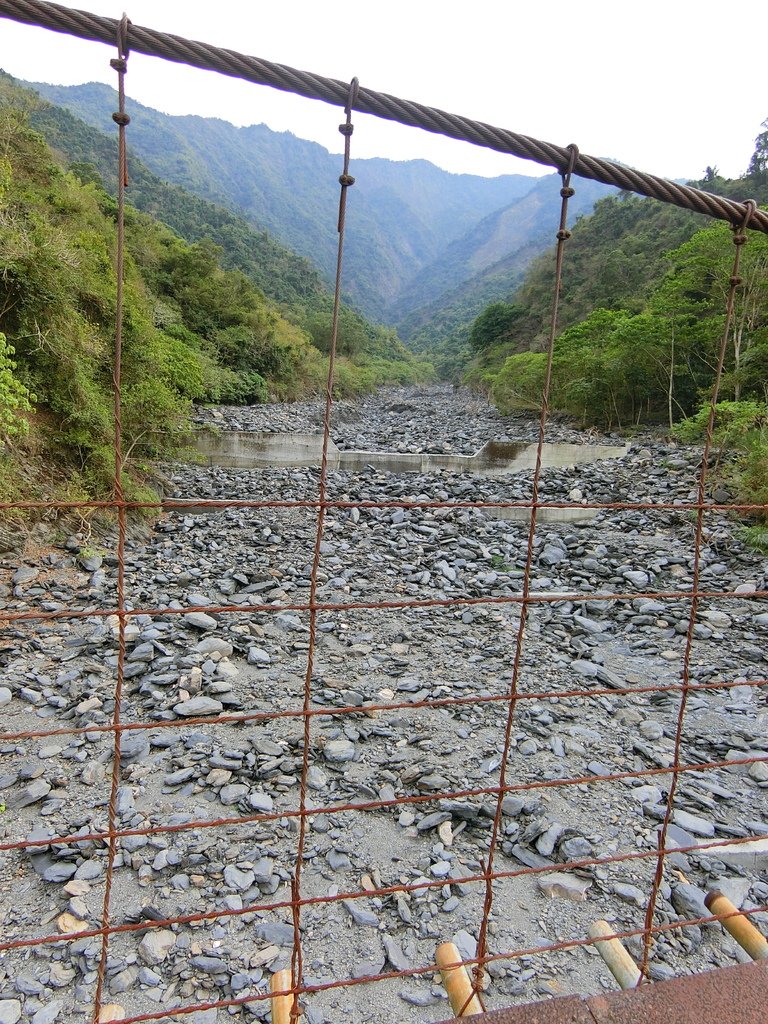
[393,174,616,325]
[0,73,425,388]
[0,96,338,504]
[504,192,708,351]
[27,80,539,321]
[19,87,329,313]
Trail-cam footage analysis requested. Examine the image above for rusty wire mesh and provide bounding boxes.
[0,4,767,1024]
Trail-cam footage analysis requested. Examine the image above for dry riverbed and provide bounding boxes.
[1,386,767,1024]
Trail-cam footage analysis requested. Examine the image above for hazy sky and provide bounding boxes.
[1,0,766,182]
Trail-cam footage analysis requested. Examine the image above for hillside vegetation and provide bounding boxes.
[465,128,768,518]
[9,74,424,380]
[26,79,615,329]
[0,78,429,515]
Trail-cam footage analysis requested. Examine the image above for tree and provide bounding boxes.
[305,309,365,358]
[654,223,768,404]
[492,351,546,413]
[468,302,525,352]
[747,118,768,180]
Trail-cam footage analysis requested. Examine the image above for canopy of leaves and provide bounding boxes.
[467,121,768,430]
[491,221,768,429]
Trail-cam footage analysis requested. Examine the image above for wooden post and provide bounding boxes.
[436,942,484,1017]
[270,969,294,1024]
[705,890,768,961]
[588,920,642,990]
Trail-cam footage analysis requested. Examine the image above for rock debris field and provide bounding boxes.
[1,385,767,1024]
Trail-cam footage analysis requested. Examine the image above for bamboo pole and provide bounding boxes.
[588,920,642,990]
[436,942,484,1016]
[97,1009,126,1023]
[705,890,768,961]
[270,969,294,1024]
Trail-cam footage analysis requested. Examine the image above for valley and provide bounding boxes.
[26,79,615,325]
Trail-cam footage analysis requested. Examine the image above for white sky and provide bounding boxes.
[0,0,766,182]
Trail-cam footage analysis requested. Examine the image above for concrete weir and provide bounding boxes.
[187,431,630,523]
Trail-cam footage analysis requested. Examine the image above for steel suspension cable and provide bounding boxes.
[0,0,765,232]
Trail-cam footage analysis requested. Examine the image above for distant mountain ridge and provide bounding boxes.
[27,79,615,329]
[391,174,613,326]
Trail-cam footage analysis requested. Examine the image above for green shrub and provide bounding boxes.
[672,400,768,446]
[0,331,34,437]
[492,352,547,413]
[673,401,768,523]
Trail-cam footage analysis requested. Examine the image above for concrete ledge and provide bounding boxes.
[492,506,597,524]
[193,432,629,476]
[163,498,598,525]
[194,431,338,468]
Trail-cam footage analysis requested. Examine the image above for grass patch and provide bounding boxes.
[740,524,768,554]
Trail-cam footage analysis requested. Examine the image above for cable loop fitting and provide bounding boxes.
[345,76,359,116]
[112,112,131,126]
[560,186,575,199]
[560,142,579,181]
[338,123,354,137]
[733,198,757,238]
[556,229,571,240]
[117,12,131,59]
[338,174,355,187]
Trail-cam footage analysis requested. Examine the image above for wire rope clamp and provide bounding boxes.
[731,198,757,246]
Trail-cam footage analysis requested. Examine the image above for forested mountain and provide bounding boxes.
[460,126,768,516]
[1,73,427,375]
[396,239,545,378]
[411,192,717,379]
[391,173,614,324]
[28,97,331,314]
[487,193,709,354]
[0,75,428,509]
[26,80,611,324]
[466,170,768,418]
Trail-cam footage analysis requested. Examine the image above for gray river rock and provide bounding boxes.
[0,386,766,1023]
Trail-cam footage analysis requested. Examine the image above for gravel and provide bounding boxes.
[0,386,766,1023]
